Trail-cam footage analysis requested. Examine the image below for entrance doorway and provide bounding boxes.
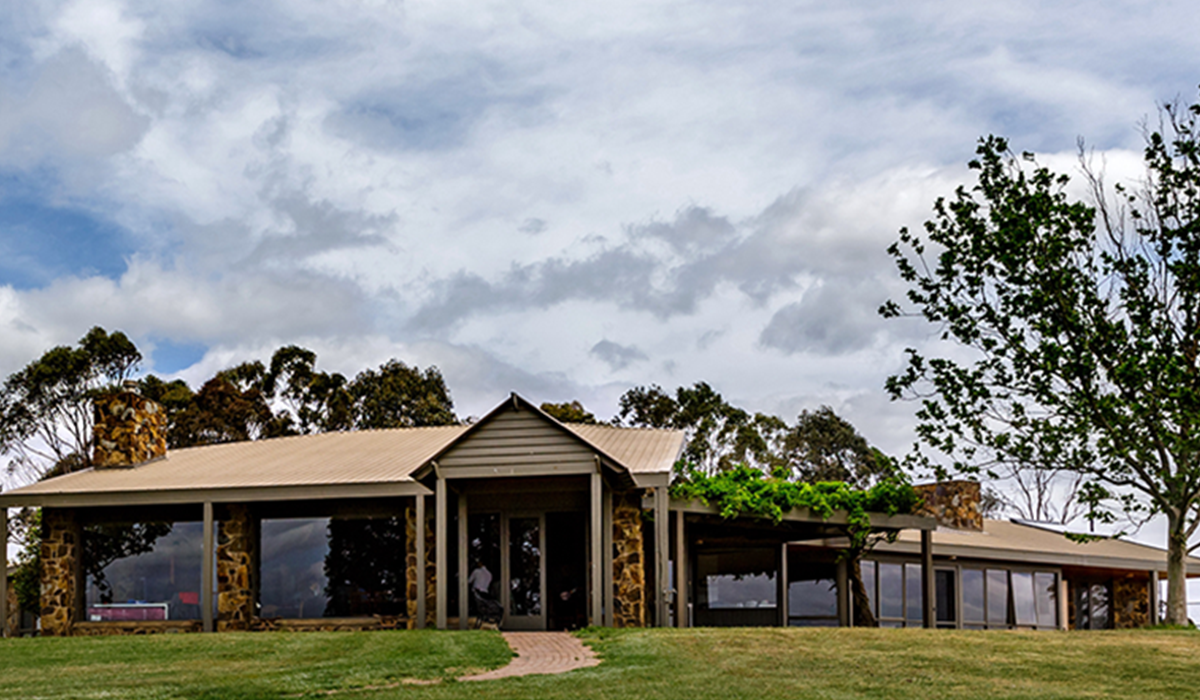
[467,510,587,631]
[546,511,587,630]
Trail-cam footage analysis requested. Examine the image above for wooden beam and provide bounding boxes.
[1150,570,1160,626]
[779,542,788,628]
[836,558,849,627]
[674,509,687,628]
[590,471,603,626]
[1,506,8,638]
[655,487,669,626]
[0,481,431,509]
[458,492,469,630]
[416,495,426,629]
[602,488,613,628]
[202,502,214,633]
[921,529,934,629]
[1059,577,1069,630]
[664,498,936,532]
[435,477,447,629]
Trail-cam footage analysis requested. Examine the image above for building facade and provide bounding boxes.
[1,392,1191,637]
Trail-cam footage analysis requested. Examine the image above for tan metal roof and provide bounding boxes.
[0,412,683,507]
[2,426,465,500]
[875,518,1200,575]
[565,424,684,474]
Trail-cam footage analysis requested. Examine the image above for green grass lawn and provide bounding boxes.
[4,627,1200,699]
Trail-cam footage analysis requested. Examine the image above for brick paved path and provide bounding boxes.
[460,632,600,681]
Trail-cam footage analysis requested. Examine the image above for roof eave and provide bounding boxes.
[0,480,432,508]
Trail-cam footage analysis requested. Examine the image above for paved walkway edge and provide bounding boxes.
[459,631,601,681]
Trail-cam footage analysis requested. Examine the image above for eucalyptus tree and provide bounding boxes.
[0,327,140,484]
[882,96,1200,624]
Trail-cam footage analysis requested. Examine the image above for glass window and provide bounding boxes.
[861,560,877,618]
[696,548,778,618]
[987,569,1009,627]
[961,569,984,624]
[878,563,903,620]
[706,574,777,609]
[260,518,331,619]
[323,517,407,617]
[935,569,956,626]
[259,515,407,620]
[905,564,923,623]
[509,517,542,617]
[789,578,837,619]
[1034,572,1057,628]
[1011,572,1037,626]
[1088,582,1110,630]
[84,521,204,622]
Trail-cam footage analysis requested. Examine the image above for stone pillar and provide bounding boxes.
[611,491,645,628]
[1113,574,1151,628]
[1065,579,1077,630]
[405,504,436,628]
[40,508,79,637]
[92,391,167,468]
[217,504,255,632]
[5,577,18,636]
[913,481,983,531]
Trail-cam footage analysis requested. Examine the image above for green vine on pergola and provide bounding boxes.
[669,464,922,550]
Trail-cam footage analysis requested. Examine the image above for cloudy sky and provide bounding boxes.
[1,1,1196,469]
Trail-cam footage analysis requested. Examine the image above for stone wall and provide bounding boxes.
[1066,581,1077,630]
[217,504,255,631]
[611,490,645,628]
[251,617,405,632]
[5,577,18,635]
[74,620,201,636]
[1113,574,1150,629]
[93,391,167,468]
[914,481,983,531]
[405,502,435,628]
[40,508,78,637]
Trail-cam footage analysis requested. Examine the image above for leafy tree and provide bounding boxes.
[882,95,1200,624]
[616,382,786,474]
[350,360,457,429]
[263,346,353,434]
[82,522,174,603]
[540,401,597,424]
[782,407,897,488]
[168,367,281,447]
[0,327,140,484]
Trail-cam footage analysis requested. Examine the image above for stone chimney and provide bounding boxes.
[92,383,167,469]
[914,480,983,531]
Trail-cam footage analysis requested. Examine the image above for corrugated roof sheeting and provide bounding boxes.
[878,518,1200,572]
[6,426,467,495]
[566,424,684,474]
[2,419,683,500]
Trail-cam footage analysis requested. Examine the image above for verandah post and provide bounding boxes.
[202,502,214,633]
[674,509,686,628]
[416,494,426,629]
[1,506,8,638]
[921,529,934,629]
[458,493,468,630]
[590,470,603,626]
[655,487,669,626]
[436,476,447,629]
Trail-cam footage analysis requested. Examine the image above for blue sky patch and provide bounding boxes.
[147,338,209,376]
[0,177,132,289]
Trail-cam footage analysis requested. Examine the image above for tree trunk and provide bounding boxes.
[848,556,877,627]
[1167,510,1189,626]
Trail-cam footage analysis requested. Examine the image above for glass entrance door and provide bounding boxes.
[502,514,546,630]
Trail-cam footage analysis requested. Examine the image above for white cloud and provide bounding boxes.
[0,0,1194,506]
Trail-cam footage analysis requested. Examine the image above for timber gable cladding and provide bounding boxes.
[436,404,607,479]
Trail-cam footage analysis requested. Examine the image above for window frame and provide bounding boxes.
[861,556,1062,631]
